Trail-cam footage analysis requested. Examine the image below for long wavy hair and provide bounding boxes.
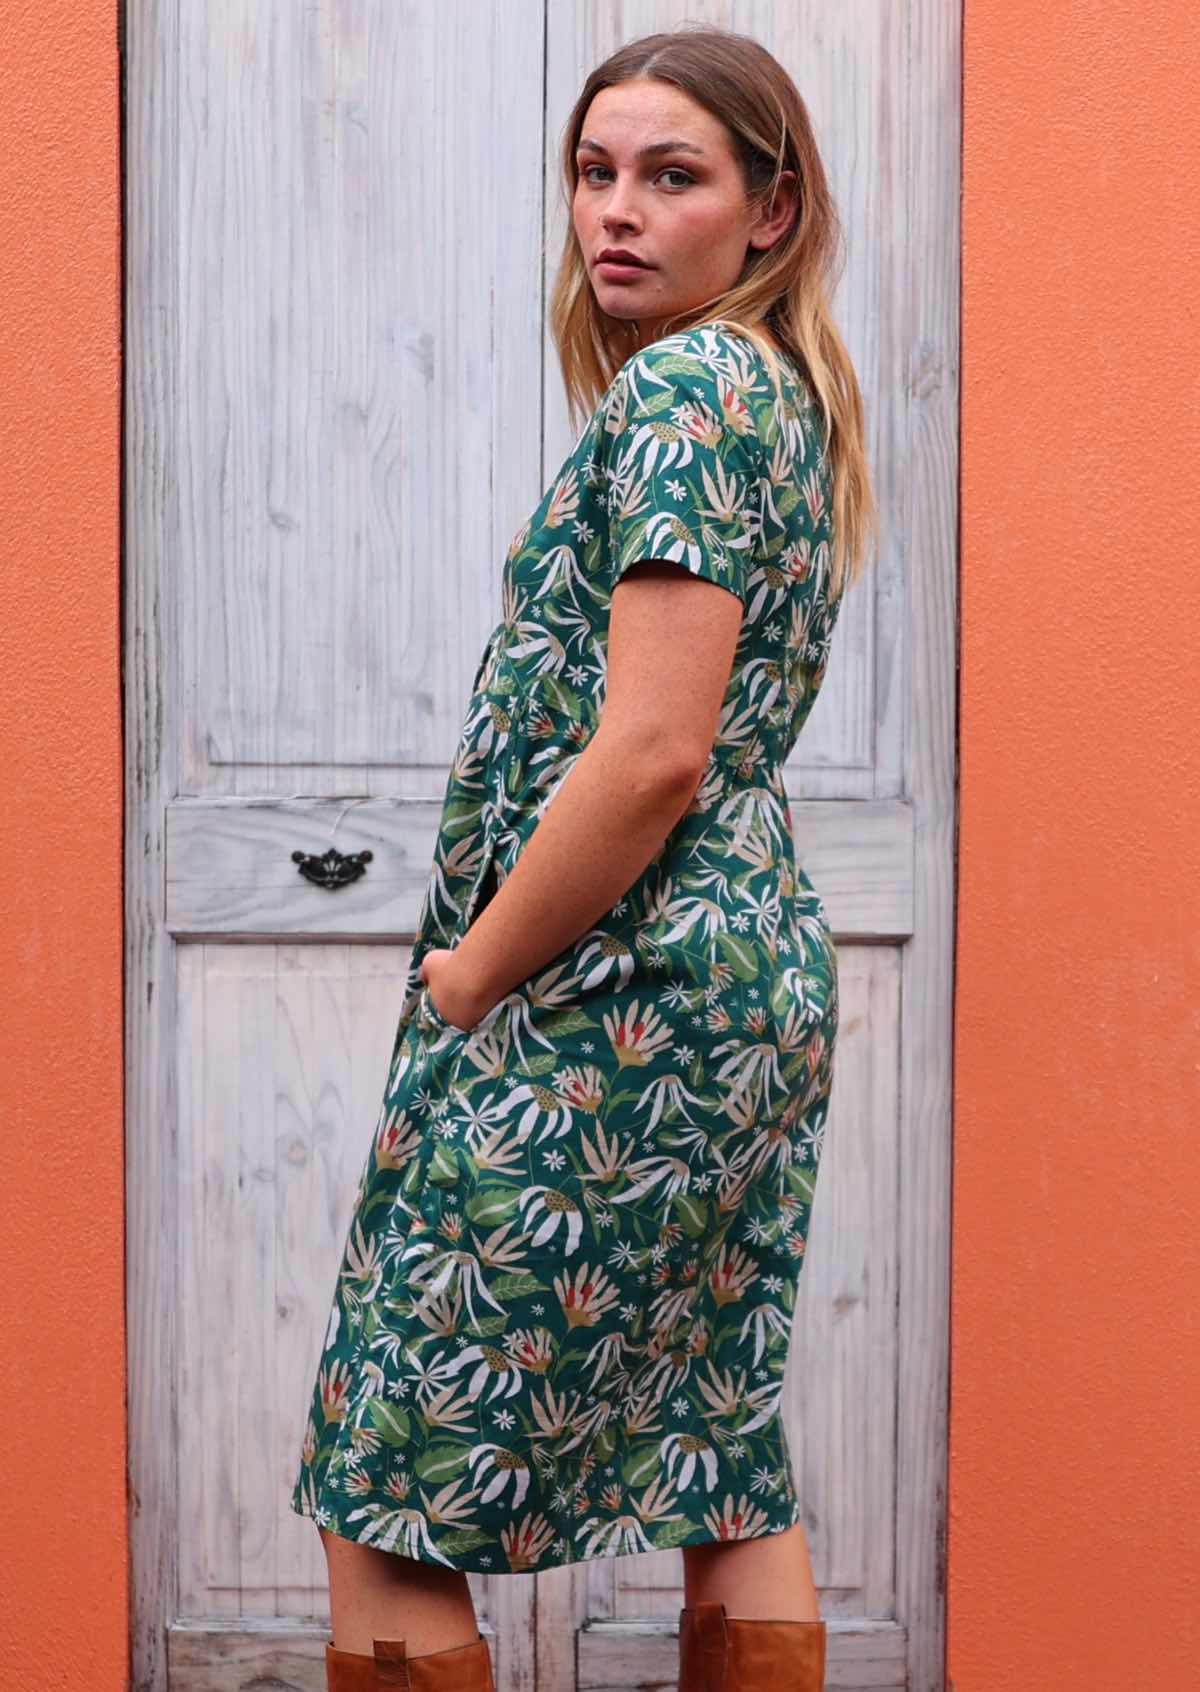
[549,24,877,597]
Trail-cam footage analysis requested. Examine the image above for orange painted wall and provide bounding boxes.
[0,7,127,1692]
[953,2,1200,1688]
[3,4,1197,1691]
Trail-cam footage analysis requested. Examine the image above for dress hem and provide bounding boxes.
[288,1487,804,1575]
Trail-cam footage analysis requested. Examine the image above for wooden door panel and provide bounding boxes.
[161,796,915,942]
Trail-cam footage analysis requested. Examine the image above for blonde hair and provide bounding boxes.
[549,23,878,598]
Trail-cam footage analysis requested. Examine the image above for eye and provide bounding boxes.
[577,164,696,188]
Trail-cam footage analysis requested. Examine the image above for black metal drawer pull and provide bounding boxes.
[291,846,373,889]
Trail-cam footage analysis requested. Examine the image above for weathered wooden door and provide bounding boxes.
[125,3,957,1689]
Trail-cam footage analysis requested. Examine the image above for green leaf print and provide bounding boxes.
[645,352,709,377]
[641,388,679,416]
[623,1443,662,1487]
[367,1399,411,1447]
[429,1143,460,1186]
[672,1191,708,1237]
[538,1006,601,1039]
[784,1165,819,1205]
[653,1518,698,1550]
[466,1189,521,1226]
[416,1442,473,1481]
[538,673,583,718]
[488,1271,547,1300]
[437,1528,495,1556]
[593,1427,617,1464]
[715,929,759,981]
[752,399,780,446]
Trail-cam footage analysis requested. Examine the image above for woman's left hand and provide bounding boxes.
[419,947,487,1032]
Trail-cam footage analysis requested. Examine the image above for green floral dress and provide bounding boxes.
[290,320,847,1572]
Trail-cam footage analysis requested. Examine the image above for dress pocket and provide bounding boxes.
[418,982,474,1040]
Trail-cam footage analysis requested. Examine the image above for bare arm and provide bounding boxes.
[425,561,745,1027]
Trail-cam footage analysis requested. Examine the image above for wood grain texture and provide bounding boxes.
[163,796,915,940]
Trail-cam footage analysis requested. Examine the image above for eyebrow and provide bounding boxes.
[576,136,707,160]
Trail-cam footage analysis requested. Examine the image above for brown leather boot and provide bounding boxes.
[324,1640,380,1691]
[373,1631,495,1692]
[678,1599,826,1692]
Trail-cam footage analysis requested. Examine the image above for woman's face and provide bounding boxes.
[572,77,787,346]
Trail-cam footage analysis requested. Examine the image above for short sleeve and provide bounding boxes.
[600,344,765,606]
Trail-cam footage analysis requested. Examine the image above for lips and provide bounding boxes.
[597,251,653,269]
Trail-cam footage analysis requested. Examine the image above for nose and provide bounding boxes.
[602,206,641,239]
[599,176,643,236]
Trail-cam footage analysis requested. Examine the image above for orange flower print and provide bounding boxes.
[718,380,755,438]
[318,1360,354,1424]
[554,1261,621,1328]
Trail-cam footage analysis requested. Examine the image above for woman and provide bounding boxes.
[293,23,876,1692]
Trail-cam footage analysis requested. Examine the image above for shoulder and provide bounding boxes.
[603,323,772,466]
[614,320,767,392]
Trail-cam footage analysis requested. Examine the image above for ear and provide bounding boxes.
[748,168,799,252]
